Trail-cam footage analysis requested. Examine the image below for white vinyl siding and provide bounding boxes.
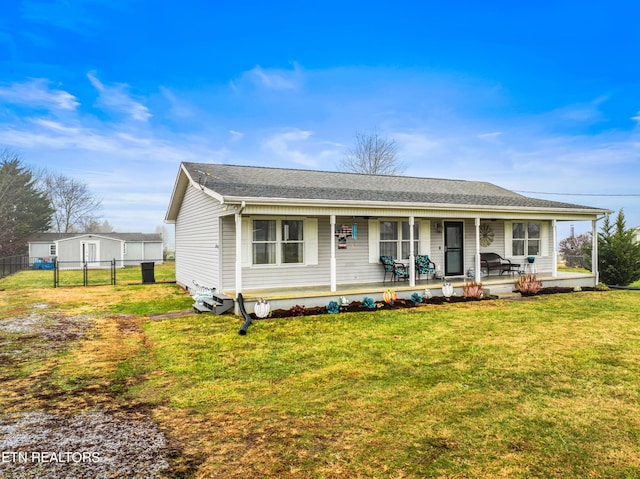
[174,184,223,291]
[226,216,324,290]
[242,217,318,268]
[504,220,552,272]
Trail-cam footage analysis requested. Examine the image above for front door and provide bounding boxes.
[82,241,100,267]
[444,221,464,276]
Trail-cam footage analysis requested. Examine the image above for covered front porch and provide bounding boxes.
[226,270,596,311]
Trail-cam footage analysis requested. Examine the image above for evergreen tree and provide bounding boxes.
[0,153,53,256]
[589,210,640,286]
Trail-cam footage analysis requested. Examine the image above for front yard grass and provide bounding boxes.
[1,269,640,478]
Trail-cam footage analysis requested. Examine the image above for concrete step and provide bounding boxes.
[492,291,522,300]
[486,283,517,296]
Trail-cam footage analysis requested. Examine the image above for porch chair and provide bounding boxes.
[380,256,395,282]
[380,256,410,282]
[415,254,436,280]
[392,261,409,282]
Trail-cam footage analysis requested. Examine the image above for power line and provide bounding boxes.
[515,191,640,197]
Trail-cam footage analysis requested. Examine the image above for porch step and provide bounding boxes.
[486,283,518,297]
[193,292,234,315]
[492,291,522,300]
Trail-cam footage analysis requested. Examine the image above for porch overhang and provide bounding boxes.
[219,195,610,221]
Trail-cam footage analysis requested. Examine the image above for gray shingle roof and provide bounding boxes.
[182,162,603,211]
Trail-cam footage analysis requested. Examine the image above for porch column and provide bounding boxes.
[474,217,481,283]
[235,213,242,297]
[552,220,558,277]
[330,215,337,292]
[409,216,415,287]
[592,219,599,284]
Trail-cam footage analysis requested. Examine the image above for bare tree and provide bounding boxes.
[41,174,102,233]
[84,219,114,233]
[339,130,404,175]
[559,231,591,268]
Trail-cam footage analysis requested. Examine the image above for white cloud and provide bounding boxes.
[87,71,151,122]
[262,128,340,167]
[477,131,503,141]
[235,64,302,91]
[0,78,79,110]
[229,130,244,141]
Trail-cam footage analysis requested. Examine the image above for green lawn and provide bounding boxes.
[1,269,640,478]
[0,261,176,288]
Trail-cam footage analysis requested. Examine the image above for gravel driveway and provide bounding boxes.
[0,306,171,478]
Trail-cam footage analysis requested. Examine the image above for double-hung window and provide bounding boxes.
[379,220,419,259]
[252,219,304,265]
[512,222,541,256]
[282,220,304,264]
[253,220,277,265]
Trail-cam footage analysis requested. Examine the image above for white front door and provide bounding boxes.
[82,242,100,267]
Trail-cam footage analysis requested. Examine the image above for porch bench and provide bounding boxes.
[480,253,520,276]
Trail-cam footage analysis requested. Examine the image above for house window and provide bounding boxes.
[512,222,541,256]
[253,220,277,264]
[379,221,419,259]
[252,219,304,265]
[282,220,304,264]
[49,244,56,256]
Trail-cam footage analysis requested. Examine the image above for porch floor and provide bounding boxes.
[225,271,594,303]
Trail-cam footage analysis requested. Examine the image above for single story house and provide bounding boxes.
[165,162,611,311]
[28,232,164,269]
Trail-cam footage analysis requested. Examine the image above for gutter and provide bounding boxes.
[220,195,612,217]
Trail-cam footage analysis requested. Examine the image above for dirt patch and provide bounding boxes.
[0,410,168,479]
[0,311,94,365]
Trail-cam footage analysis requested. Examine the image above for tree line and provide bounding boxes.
[0,149,104,257]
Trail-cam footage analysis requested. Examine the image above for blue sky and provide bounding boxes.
[1,1,639,244]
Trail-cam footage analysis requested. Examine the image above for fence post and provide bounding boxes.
[111,259,116,285]
[53,258,57,288]
[83,262,88,287]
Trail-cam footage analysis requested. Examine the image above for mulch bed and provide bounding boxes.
[251,286,598,319]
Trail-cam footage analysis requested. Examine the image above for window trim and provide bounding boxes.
[370,218,427,262]
[508,221,546,257]
[248,217,311,267]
